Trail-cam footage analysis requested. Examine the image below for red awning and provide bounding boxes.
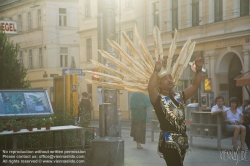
[236,73,250,86]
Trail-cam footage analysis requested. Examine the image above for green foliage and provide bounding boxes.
[44,117,53,125]
[11,119,21,130]
[0,32,30,89]
[25,118,36,127]
[35,117,44,126]
[0,120,5,131]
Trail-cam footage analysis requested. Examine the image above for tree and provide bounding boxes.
[0,32,30,89]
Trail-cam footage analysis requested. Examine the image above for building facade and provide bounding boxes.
[0,0,80,100]
[78,0,146,119]
[145,0,250,106]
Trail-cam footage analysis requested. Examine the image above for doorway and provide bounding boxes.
[228,55,242,103]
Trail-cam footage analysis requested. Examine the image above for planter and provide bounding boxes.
[45,124,51,130]
[7,125,12,131]
[37,125,41,130]
[28,126,33,131]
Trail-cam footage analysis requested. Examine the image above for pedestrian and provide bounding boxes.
[148,55,204,165]
[225,97,246,151]
[79,92,92,126]
[130,92,151,149]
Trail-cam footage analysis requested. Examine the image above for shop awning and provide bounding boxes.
[235,71,250,97]
[236,73,250,86]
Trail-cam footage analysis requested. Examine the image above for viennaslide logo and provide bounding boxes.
[220,147,248,165]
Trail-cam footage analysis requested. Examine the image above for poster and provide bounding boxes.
[201,93,208,107]
[0,90,53,117]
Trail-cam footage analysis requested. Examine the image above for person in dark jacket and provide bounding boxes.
[79,92,92,123]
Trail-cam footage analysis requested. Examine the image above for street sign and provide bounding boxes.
[72,85,76,92]
[62,69,83,76]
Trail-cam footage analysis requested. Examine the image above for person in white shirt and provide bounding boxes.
[211,96,227,116]
[225,98,246,151]
[237,100,243,114]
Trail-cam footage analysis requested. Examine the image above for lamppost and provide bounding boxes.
[92,1,124,166]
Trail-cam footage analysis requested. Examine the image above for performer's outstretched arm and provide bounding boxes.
[148,59,162,103]
[184,57,204,101]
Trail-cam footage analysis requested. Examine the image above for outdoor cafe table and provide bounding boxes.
[0,125,84,150]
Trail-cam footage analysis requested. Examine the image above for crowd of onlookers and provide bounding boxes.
[211,96,250,151]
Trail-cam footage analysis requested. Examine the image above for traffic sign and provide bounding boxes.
[72,85,76,92]
[62,69,83,76]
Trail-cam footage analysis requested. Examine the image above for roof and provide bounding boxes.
[0,0,19,8]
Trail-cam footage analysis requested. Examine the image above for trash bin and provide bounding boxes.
[185,103,200,131]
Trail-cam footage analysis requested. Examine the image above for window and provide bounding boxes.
[59,8,67,26]
[126,30,133,55]
[60,47,68,67]
[28,49,33,69]
[28,12,32,29]
[240,0,249,16]
[192,0,199,26]
[70,56,76,68]
[126,30,133,41]
[172,0,178,30]
[85,0,91,17]
[125,0,132,8]
[115,32,119,43]
[153,2,159,28]
[86,38,92,62]
[37,9,42,27]
[18,15,22,32]
[19,51,23,64]
[39,48,43,68]
[214,0,223,22]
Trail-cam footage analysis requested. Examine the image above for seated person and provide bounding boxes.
[243,99,250,111]
[225,98,246,151]
[237,100,243,113]
[211,96,227,116]
[243,99,250,124]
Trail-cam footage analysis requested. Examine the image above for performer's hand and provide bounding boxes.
[155,54,163,71]
[195,56,204,68]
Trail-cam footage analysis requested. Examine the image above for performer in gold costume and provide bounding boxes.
[84,26,204,166]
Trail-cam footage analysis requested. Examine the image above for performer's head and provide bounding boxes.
[158,74,174,94]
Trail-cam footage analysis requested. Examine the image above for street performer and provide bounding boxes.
[148,54,204,166]
[83,26,202,165]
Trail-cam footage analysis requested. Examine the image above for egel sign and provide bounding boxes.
[0,20,18,34]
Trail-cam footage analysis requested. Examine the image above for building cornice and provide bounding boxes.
[147,29,250,51]
[77,27,97,34]
[78,20,137,34]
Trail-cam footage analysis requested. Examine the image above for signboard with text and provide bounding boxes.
[0,20,18,34]
[62,69,83,76]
